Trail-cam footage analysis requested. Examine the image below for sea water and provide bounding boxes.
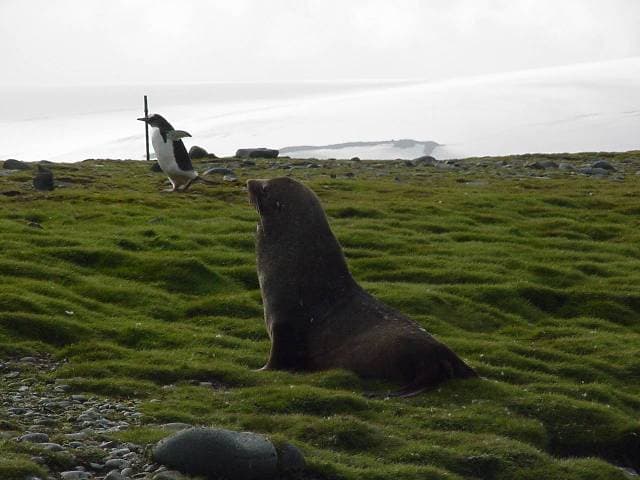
[1,57,639,162]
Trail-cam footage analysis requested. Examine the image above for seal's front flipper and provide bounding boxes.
[167,130,192,141]
[264,322,308,370]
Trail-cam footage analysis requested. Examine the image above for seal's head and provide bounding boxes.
[247,177,352,296]
[247,177,329,238]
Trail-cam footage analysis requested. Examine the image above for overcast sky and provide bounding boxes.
[1,0,639,86]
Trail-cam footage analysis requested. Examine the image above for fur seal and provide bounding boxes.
[248,177,477,396]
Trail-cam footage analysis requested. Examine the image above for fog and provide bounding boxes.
[1,0,639,85]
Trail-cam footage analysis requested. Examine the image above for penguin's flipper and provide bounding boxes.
[167,130,192,141]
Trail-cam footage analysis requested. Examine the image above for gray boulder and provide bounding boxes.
[412,155,437,166]
[202,167,234,176]
[33,165,54,191]
[235,148,279,159]
[3,159,30,170]
[558,162,575,171]
[189,146,209,159]
[153,427,278,480]
[19,433,50,443]
[527,160,558,170]
[578,167,610,176]
[592,160,615,171]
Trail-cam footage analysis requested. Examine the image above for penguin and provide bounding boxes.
[137,113,213,191]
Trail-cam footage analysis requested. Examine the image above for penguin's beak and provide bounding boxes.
[137,117,148,122]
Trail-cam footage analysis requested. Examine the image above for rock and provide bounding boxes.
[3,159,30,170]
[276,443,306,474]
[350,156,361,162]
[526,160,558,169]
[111,447,131,457]
[41,442,64,451]
[161,423,192,432]
[60,472,92,480]
[241,160,256,167]
[558,162,575,171]
[104,459,128,470]
[19,432,49,443]
[104,472,126,480]
[579,167,610,176]
[153,471,185,480]
[592,160,615,171]
[189,146,209,159]
[235,148,279,159]
[202,167,234,176]
[223,175,238,182]
[33,165,54,191]
[150,162,163,172]
[153,427,278,480]
[404,160,415,167]
[412,155,436,166]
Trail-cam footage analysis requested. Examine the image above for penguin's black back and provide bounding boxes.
[172,140,194,172]
[155,115,194,172]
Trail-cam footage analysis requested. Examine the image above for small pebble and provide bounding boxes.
[105,458,129,469]
[104,471,126,480]
[60,472,92,480]
[41,442,64,451]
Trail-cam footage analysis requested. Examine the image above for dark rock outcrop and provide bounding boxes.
[189,146,209,159]
[412,155,437,166]
[236,148,279,159]
[592,160,615,171]
[3,159,30,170]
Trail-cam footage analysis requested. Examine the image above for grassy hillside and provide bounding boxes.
[1,152,639,479]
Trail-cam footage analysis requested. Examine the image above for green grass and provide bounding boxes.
[1,153,639,479]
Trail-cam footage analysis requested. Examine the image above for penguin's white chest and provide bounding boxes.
[151,128,180,174]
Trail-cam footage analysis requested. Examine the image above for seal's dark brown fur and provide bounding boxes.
[248,177,476,396]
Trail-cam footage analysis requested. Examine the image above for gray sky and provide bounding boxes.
[1,0,639,86]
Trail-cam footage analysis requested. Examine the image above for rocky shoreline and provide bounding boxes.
[1,356,187,480]
[2,356,307,480]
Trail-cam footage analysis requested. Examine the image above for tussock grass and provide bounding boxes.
[1,153,639,479]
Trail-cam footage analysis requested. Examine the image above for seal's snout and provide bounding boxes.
[247,179,266,207]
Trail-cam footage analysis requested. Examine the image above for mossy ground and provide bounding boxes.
[1,153,639,479]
